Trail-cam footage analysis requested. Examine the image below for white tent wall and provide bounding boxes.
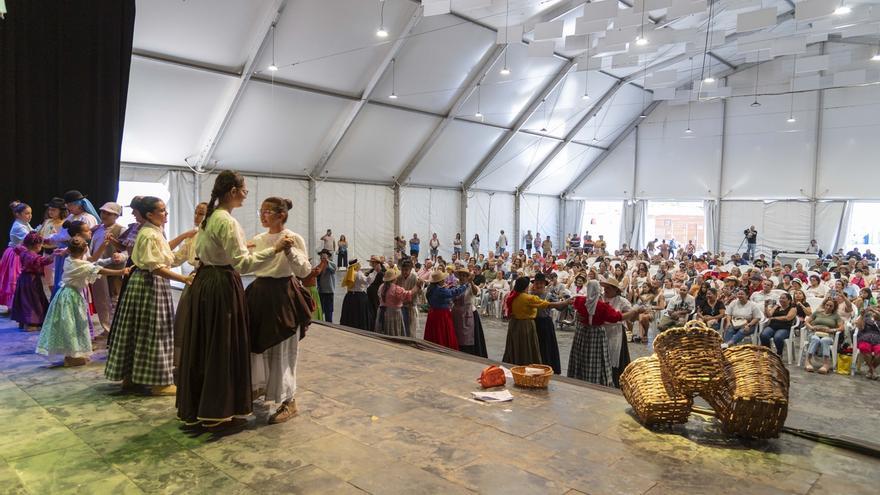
[315,182,394,262]
[466,191,514,255]
[519,194,559,253]
[399,187,461,261]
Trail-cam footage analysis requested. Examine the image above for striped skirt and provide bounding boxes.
[567,322,613,387]
[105,268,175,386]
[375,306,406,337]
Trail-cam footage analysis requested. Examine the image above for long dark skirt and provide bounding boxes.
[245,276,298,354]
[340,291,373,331]
[423,308,459,350]
[106,257,135,350]
[459,311,488,358]
[567,322,612,387]
[535,316,561,374]
[612,330,631,389]
[502,318,542,366]
[10,272,49,326]
[176,265,251,425]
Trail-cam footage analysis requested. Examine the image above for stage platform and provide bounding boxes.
[0,319,878,494]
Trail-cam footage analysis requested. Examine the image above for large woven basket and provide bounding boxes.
[653,320,725,397]
[705,345,790,438]
[510,364,553,389]
[620,356,693,427]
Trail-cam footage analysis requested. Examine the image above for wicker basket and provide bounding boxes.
[705,345,790,438]
[510,364,553,388]
[620,356,693,427]
[653,322,725,397]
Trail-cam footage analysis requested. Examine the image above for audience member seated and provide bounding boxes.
[760,292,797,356]
[658,285,695,331]
[723,289,763,347]
[855,305,880,379]
[804,298,845,374]
[697,287,725,332]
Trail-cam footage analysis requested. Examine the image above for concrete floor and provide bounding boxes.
[2,308,879,493]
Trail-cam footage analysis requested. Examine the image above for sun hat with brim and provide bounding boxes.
[383,268,401,282]
[600,278,623,293]
[454,266,471,276]
[429,271,446,283]
[45,197,66,209]
[317,249,332,256]
[99,202,122,216]
[63,190,87,203]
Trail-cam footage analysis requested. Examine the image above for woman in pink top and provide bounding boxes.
[375,266,421,337]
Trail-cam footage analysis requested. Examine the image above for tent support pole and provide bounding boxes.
[716,95,727,253]
[308,178,317,252]
[810,43,826,241]
[514,191,521,253]
[460,188,468,258]
[393,184,401,250]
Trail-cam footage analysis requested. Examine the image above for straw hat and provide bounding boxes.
[600,277,623,293]
[383,267,401,282]
[429,271,446,283]
[454,266,471,276]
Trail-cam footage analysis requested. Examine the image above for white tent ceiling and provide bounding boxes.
[124,0,880,196]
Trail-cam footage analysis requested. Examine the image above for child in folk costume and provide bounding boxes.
[90,202,125,334]
[423,271,471,350]
[503,276,571,366]
[396,259,421,336]
[176,171,294,431]
[339,259,375,331]
[50,190,99,294]
[246,197,311,425]
[11,232,54,330]
[0,201,33,307]
[104,197,193,396]
[375,266,421,337]
[36,237,128,366]
[37,198,67,295]
[451,267,488,358]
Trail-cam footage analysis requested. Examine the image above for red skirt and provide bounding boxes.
[423,308,459,351]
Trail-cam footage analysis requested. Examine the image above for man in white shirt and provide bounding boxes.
[658,285,696,331]
[320,229,336,253]
[724,289,763,347]
[750,279,778,307]
[496,230,508,255]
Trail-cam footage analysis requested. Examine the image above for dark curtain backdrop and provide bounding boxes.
[0,0,135,246]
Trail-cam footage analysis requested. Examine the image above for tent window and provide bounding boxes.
[582,201,622,251]
[646,201,705,252]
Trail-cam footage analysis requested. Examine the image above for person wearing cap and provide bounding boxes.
[89,202,124,333]
[531,273,561,374]
[451,267,487,357]
[36,198,67,293]
[375,266,421,337]
[62,190,99,230]
[339,258,375,331]
[315,248,337,322]
[423,270,471,350]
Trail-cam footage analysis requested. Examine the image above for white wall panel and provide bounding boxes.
[571,133,635,199]
[400,187,461,261]
[467,191,515,255]
[315,182,394,262]
[637,101,723,199]
[762,201,812,253]
[520,195,560,251]
[719,200,765,256]
[818,85,880,198]
[815,201,845,255]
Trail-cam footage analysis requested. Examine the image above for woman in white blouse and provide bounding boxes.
[246,197,311,425]
[176,171,293,432]
[104,197,192,396]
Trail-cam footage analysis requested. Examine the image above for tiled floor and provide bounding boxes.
[1,314,879,494]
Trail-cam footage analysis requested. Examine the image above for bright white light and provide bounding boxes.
[685,128,693,134]
[377,27,389,38]
[475,111,483,118]
[787,116,796,123]
[389,93,398,99]
[635,36,648,46]
[268,64,279,72]
[500,66,511,76]
[703,76,715,83]
[582,93,590,100]
[872,53,880,61]
[834,5,851,15]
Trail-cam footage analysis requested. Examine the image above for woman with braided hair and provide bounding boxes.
[176,171,294,432]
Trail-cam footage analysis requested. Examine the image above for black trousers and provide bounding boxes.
[320,292,334,323]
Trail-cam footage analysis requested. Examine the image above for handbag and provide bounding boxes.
[477,365,507,389]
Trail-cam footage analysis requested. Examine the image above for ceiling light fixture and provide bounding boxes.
[834,2,851,15]
[635,36,648,46]
[376,0,388,37]
[872,43,880,61]
[582,40,591,100]
[268,24,279,72]
[686,57,695,133]
[475,83,483,119]
[751,56,762,108]
[787,116,796,123]
[389,57,398,99]
[703,76,715,83]
[696,0,716,98]
[685,127,694,134]
[500,0,511,76]
[787,55,797,123]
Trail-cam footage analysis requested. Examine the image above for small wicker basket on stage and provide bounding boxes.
[510,365,553,388]
[653,320,725,396]
[705,345,790,439]
[620,356,693,427]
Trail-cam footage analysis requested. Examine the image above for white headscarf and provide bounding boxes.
[584,280,601,325]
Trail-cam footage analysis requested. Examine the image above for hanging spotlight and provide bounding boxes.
[751,100,762,108]
[475,111,483,118]
[635,36,648,46]
[787,116,796,123]
[582,93,591,101]
[376,0,388,37]
[834,2,851,15]
[685,128,694,134]
[500,66,511,76]
[388,92,398,99]
[872,52,880,61]
[376,27,388,38]
[500,0,512,76]
[389,57,398,99]
[268,24,279,72]
[703,76,715,83]
[475,83,483,119]
[268,64,279,72]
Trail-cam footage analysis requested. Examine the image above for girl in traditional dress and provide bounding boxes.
[339,259,375,330]
[0,201,33,307]
[11,232,54,330]
[568,280,639,386]
[375,266,421,336]
[423,271,471,350]
[396,259,421,336]
[37,198,66,294]
[104,197,192,396]
[36,237,127,366]
[176,171,293,431]
[531,273,561,374]
[452,267,488,358]
[503,276,570,366]
[246,197,311,424]
[51,191,99,294]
